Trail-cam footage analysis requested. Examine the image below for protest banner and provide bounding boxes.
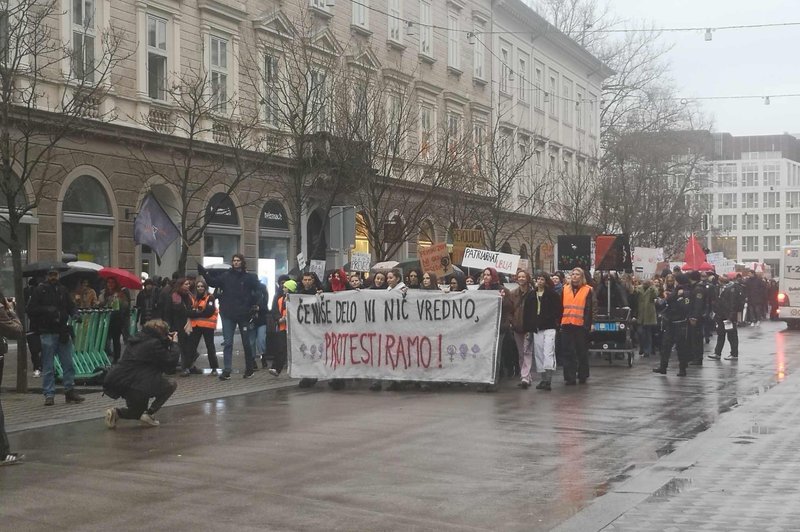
[595,234,633,272]
[287,290,502,383]
[714,259,736,275]
[461,247,520,275]
[452,229,485,264]
[419,242,454,277]
[350,252,371,272]
[632,247,664,279]
[557,235,591,272]
[309,260,326,280]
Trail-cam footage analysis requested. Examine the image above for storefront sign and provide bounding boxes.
[260,200,289,230]
[452,229,485,264]
[287,290,501,383]
[461,247,520,275]
[419,242,453,277]
[205,193,239,226]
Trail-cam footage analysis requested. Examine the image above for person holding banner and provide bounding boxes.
[421,272,440,290]
[347,272,362,290]
[560,268,594,385]
[297,273,326,388]
[269,279,296,377]
[478,268,513,392]
[524,273,562,391]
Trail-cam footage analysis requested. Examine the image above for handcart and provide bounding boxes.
[588,307,635,367]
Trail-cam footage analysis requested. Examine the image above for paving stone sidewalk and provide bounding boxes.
[554,367,800,531]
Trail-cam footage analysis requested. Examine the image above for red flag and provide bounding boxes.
[682,235,707,270]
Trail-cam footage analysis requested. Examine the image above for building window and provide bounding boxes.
[518,54,527,102]
[472,122,485,172]
[743,214,759,230]
[419,104,434,159]
[562,78,572,123]
[62,175,113,265]
[447,112,461,155]
[764,213,780,230]
[447,13,459,70]
[310,0,331,12]
[419,1,432,56]
[743,192,758,209]
[147,14,168,101]
[499,47,510,94]
[742,236,758,252]
[388,0,401,42]
[789,163,800,187]
[765,191,780,208]
[576,90,584,128]
[263,54,280,127]
[787,191,800,208]
[718,193,736,209]
[204,193,241,262]
[310,69,328,132]
[352,0,368,28]
[763,163,780,186]
[718,215,737,231]
[764,236,781,252]
[548,72,557,116]
[741,163,758,187]
[716,164,736,187]
[473,23,484,80]
[209,35,228,113]
[534,62,544,109]
[696,194,712,212]
[788,213,800,230]
[72,0,95,83]
[787,235,800,245]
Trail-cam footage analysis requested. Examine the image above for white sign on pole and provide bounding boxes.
[297,253,307,270]
[350,252,372,272]
[309,259,326,280]
[461,248,520,275]
[714,259,736,275]
[287,290,502,383]
[632,247,664,279]
[706,252,725,263]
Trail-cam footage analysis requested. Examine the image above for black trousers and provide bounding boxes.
[117,379,177,420]
[271,330,287,374]
[188,327,218,369]
[714,319,739,357]
[27,333,42,372]
[561,326,589,382]
[0,356,8,456]
[689,320,704,362]
[659,321,692,369]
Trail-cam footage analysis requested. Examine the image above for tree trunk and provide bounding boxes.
[11,243,28,393]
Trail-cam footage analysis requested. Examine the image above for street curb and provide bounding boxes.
[5,378,300,434]
[550,367,799,532]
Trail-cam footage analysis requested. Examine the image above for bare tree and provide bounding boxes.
[131,66,270,275]
[0,0,126,391]
[244,10,350,265]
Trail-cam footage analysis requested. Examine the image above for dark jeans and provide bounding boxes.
[177,330,195,370]
[714,319,739,356]
[271,330,287,374]
[561,326,589,382]
[108,320,124,363]
[188,327,218,370]
[221,317,255,373]
[689,320,704,362]
[117,378,177,420]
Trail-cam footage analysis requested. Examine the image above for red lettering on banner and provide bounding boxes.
[349,333,360,365]
[385,335,396,369]
[319,332,445,372]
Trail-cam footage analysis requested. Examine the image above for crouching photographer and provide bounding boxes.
[102,319,180,428]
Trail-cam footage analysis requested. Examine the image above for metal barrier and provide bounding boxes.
[55,309,112,382]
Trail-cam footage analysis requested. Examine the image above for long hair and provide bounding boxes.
[232,253,247,270]
[571,267,587,287]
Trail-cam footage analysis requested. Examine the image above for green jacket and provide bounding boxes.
[635,286,659,326]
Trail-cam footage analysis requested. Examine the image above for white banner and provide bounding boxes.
[632,247,664,279]
[287,290,502,383]
[461,247,520,275]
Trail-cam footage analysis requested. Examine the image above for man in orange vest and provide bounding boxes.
[561,267,594,385]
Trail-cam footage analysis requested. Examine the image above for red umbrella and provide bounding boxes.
[98,267,143,290]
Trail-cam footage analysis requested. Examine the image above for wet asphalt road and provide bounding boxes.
[2,322,797,531]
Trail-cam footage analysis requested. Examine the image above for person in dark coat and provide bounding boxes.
[708,275,741,361]
[523,273,562,390]
[477,267,514,392]
[103,319,179,428]
[199,255,261,380]
[0,293,24,465]
[135,278,159,328]
[158,277,195,375]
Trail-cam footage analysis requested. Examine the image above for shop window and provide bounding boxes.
[62,175,113,264]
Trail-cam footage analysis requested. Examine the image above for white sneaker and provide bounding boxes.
[268,369,279,377]
[33,370,41,378]
[104,408,118,429]
[139,413,160,427]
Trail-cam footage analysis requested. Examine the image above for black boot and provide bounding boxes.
[652,367,667,374]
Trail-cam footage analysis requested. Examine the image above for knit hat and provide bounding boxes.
[283,279,298,293]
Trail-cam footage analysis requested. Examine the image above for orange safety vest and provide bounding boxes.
[278,296,287,332]
[191,294,218,329]
[561,285,591,327]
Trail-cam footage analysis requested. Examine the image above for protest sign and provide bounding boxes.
[714,259,736,275]
[632,247,664,278]
[595,234,633,272]
[557,235,591,272]
[350,252,371,272]
[419,242,454,277]
[287,290,502,383]
[518,258,531,274]
[309,260,326,280]
[706,252,724,263]
[452,229,485,264]
[461,247,520,275]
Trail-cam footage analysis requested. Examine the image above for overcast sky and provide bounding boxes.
[604,0,800,136]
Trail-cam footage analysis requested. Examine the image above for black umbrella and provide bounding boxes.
[59,267,99,288]
[22,261,70,277]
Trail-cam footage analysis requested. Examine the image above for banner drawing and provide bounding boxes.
[287,290,502,383]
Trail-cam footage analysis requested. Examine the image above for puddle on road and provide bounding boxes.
[645,478,693,502]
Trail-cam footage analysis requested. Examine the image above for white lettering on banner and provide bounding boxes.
[461,247,520,275]
[286,290,502,383]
